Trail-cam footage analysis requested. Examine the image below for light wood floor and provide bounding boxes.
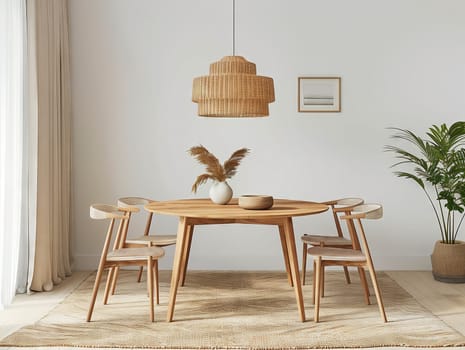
[1,271,465,350]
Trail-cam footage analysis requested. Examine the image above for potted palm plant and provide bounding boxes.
[386,121,465,282]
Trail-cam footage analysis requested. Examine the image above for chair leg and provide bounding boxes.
[147,257,155,322]
[343,266,351,284]
[110,266,120,295]
[103,267,115,305]
[358,267,371,305]
[86,266,106,322]
[321,265,325,297]
[314,256,322,323]
[366,263,387,322]
[319,242,325,297]
[302,243,308,285]
[154,259,159,305]
[137,266,144,283]
[312,260,316,304]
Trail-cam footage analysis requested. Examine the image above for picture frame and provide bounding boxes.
[298,77,341,112]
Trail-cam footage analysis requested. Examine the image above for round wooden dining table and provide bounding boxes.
[145,198,328,322]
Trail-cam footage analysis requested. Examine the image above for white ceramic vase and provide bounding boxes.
[209,181,233,205]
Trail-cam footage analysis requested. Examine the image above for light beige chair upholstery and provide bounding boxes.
[107,197,177,304]
[308,204,387,323]
[87,204,165,322]
[301,198,367,301]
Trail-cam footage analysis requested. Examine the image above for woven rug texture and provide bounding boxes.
[1,270,464,349]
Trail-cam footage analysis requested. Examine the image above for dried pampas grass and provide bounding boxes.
[189,145,250,193]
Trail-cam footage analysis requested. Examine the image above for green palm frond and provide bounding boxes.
[452,149,465,169]
[386,122,465,243]
[388,127,429,159]
[385,145,428,169]
[448,122,465,148]
[394,171,425,188]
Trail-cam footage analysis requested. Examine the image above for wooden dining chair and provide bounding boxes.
[301,198,365,299]
[107,197,177,304]
[308,204,387,323]
[87,204,165,322]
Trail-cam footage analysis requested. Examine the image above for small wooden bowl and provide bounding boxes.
[238,195,274,210]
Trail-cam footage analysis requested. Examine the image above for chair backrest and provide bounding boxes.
[90,203,129,262]
[341,203,383,261]
[118,197,151,208]
[90,204,126,220]
[334,198,364,207]
[349,204,383,220]
[323,197,364,238]
[117,197,156,248]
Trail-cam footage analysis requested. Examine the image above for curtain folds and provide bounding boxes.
[30,0,72,292]
[0,0,27,309]
[0,0,70,303]
[15,0,34,296]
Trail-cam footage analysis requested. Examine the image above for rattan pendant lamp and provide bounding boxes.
[192,0,275,117]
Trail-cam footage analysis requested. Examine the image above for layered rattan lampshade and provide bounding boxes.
[192,56,275,117]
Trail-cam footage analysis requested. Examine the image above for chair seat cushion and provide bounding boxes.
[301,234,351,246]
[107,246,165,261]
[126,234,177,246]
[307,246,366,262]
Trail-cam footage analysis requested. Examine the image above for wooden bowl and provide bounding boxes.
[238,195,274,210]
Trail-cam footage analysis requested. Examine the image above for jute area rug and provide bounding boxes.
[1,270,465,349]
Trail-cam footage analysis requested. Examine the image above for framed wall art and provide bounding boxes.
[298,77,341,112]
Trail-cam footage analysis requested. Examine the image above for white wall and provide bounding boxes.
[68,0,465,271]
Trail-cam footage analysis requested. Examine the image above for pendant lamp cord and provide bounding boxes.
[232,0,235,56]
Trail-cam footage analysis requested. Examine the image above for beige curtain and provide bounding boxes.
[30,0,72,292]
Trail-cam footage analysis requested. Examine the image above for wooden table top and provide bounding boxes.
[145,198,328,219]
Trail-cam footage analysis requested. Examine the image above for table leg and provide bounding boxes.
[282,217,306,322]
[167,217,188,322]
[180,225,194,287]
[278,225,293,287]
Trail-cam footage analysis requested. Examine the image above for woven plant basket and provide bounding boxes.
[431,240,465,283]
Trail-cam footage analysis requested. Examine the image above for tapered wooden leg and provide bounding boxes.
[154,259,159,305]
[314,256,322,323]
[139,241,155,284]
[103,267,115,305]
[147,257,154,322]
[180,225,194,287]
[110,266,120,295]
[343,266,351,284]
[312,260,316,305]
[282,218,305,322]
[167,217,189,322]
[321,265,325,297]
[137,266,144,283]
[302,243,308,285]
[319,242,325,297]
[366,262,387,322]
[86,266,106,322]
[358,267,371,305]
[279,225,293,287]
